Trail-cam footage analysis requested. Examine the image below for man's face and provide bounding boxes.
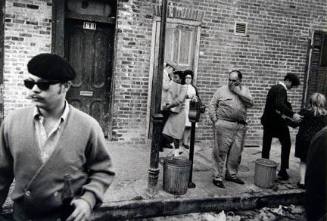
[285,80,293,90]
[228,72,241,88]
[25,74,67,111]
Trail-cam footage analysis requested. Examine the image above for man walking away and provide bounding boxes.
[261,73,302,180]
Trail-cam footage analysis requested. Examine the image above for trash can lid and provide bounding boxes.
[164,157,191,166]
[255,158,278,167]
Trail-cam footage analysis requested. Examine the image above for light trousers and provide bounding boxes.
[212,119,247,180]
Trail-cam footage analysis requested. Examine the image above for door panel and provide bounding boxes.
[65,19,114,136]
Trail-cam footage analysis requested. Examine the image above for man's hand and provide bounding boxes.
[66,199,92,221]
[292,113,303,123]
[230,84,242,95]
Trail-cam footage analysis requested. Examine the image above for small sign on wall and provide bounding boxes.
[83,22,96,30]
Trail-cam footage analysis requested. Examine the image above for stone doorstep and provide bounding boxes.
[92,189,305,221]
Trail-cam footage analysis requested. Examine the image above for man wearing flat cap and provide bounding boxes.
[0,53,115,221]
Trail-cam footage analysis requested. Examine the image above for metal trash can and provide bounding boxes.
[163,157,191,195]
[254,158,278,188]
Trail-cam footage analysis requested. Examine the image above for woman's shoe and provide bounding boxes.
[182,143,190,149]
[174,149,183,157]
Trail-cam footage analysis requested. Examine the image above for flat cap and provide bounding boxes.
[165,60,178,70]
[27,53,76,82]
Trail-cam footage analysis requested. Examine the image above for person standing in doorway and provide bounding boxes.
[162,70,188,157]
[182,70,201,149]
[208,70,253,188]
[261,73,302,180]
[160,61,177,150]
[0,53,115,221]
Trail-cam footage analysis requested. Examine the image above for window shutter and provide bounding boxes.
[164,24,196,70]
[306,31,326,104]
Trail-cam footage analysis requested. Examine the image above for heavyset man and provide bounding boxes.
[0,53,115,221]
[208,70,253,188]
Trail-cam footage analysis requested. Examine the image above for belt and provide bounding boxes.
[219,118,247,125]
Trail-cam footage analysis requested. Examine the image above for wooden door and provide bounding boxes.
[65,19,114,136]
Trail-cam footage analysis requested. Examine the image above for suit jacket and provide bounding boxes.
[261,83,294,130]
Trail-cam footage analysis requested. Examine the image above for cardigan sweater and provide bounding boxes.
[0,105,115,216]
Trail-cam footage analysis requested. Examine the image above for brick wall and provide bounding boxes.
[112,0,327,144]
[3,0,52,115]
[2,0,327,145]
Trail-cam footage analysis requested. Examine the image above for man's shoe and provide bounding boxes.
[225,176,245,185]
[213,179,225,188]
[297,182,305,189]
[278,170,289,180]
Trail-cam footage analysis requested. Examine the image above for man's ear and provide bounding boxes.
[63,81,72,92]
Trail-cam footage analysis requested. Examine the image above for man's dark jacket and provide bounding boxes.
[305,126,327,221]
[261,84,294,130]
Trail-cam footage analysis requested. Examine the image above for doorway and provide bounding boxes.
[65,19,115,136]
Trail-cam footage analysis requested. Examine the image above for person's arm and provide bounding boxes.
[0,119,14,208]
[231,85,253,108]
[208,89,220,123]
[274,86,294,117]
[68,122,115,221]
[166,85,187,109]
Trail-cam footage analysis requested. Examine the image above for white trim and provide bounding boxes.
[145,21,158,138]
[193,26,201,84]
[234,21,247,36]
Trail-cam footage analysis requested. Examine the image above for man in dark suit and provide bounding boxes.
[261,73,302,180]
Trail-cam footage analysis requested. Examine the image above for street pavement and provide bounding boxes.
[97,139,304,219]
[1,139,304,220]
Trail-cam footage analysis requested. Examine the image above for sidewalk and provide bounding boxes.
[93,140,304,220]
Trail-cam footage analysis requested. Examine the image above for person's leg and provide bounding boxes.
[212,121,234,184]
[262,127,273,159]
[279,126,291,171]
[182,127,191,148]
[226,125,247,178]
[299,160,306,185]
[277,126,291,180]
[173,139,182,156]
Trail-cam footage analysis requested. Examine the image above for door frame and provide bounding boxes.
[146,17,202,138]
[52,0,118,139]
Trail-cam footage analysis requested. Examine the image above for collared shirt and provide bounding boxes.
[33,102,69,163]
[278,81,287,91]
[208,85,252,123]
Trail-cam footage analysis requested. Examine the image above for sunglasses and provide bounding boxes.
[24,79,61,90]
[229,79,238,82]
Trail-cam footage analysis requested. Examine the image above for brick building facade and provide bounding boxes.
[1,0,327,145]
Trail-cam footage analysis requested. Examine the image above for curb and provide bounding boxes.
[92,189,305,220]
